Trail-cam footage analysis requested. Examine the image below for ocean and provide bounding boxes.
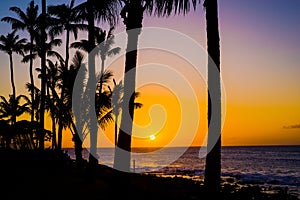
[64,146,300,196]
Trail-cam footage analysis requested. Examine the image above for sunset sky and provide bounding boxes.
[0,0,299,148]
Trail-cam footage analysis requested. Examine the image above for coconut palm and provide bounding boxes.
[113,0,184,171]
[48,0,87,73]
[0,95,30,125]
[202,0,222,195]
[151,0,222,193]
[37,0,47,150]
[114,0,221,194]
[96,27,121,94]
[73,0,120,165]
[66,51,86,162]
[45,60,61,149]
[110,79,143,147]
[48,0,89,150]
[1,1,39,123]
[0,94,30,149]
[71,26,121,93]
[113,0,146,172]
[0,30,27,119]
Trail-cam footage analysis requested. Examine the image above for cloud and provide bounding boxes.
[283,124,300,129]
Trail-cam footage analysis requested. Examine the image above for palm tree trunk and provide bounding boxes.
[29,36,35,123]
[71,121,83,164]
[87,0,98,166]
[114,114,119,146]
[114,1,144,172]
[51,115,57,149]
[48,83,57,150]
[65,29,70,71]
[99,59,105,94]
[9,53,16,124]
[114,32,139,172]
[39,0,47,150]
[57,29,71,150]
[203,0,222,195]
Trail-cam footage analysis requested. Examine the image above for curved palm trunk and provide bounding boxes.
[9,53,16,124]
[203,0,222,195]
[29,36,35,123]
[113,2,144,172]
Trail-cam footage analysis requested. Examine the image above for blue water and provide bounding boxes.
[64,146,300,196]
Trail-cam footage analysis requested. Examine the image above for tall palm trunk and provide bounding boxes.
[57,29,70,150]
[203,0,222,195]
[39,0,47,150]
[9,53,16,124]
[113,1,144,172]
[86,0,98,166]
[29,36,35,123]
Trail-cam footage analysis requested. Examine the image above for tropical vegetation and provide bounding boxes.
[0,0,222,196]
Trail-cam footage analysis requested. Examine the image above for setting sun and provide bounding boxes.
[150,135,156,141]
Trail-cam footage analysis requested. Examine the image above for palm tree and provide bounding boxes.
[110,79,143,147]
[96,27,121,94]
[66,51,86,163]
[48,0,87,74]
[153,0,222,194]
[48,0,89,150]
[0,95,30,125]
[113,0,195,171]
[113,0,146,172]
[0,30,27,119]
[1,1,39,124]
[0,94,30,149]
[45,60,61,149]
[74,0,120,165]
[39,0,48,150]
[25,83,41,148]
[202,0,222,194]
[111,79,122,146]
[23,36,63,63]
[71,26,121,92]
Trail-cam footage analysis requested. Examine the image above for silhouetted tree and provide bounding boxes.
[114,0,198,172]
[109,79,143,147]
[0,95,30,125]
[154,0,222,194]
[66,51,85,163]
[202,0,222,195]
[39,0,47,150]
[113,0,146,172]
[48,0,88,150]
[1,0,39,124]
[73,0,119,164]
[0,30,26,121]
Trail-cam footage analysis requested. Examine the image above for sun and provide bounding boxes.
[149,134,156,141]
